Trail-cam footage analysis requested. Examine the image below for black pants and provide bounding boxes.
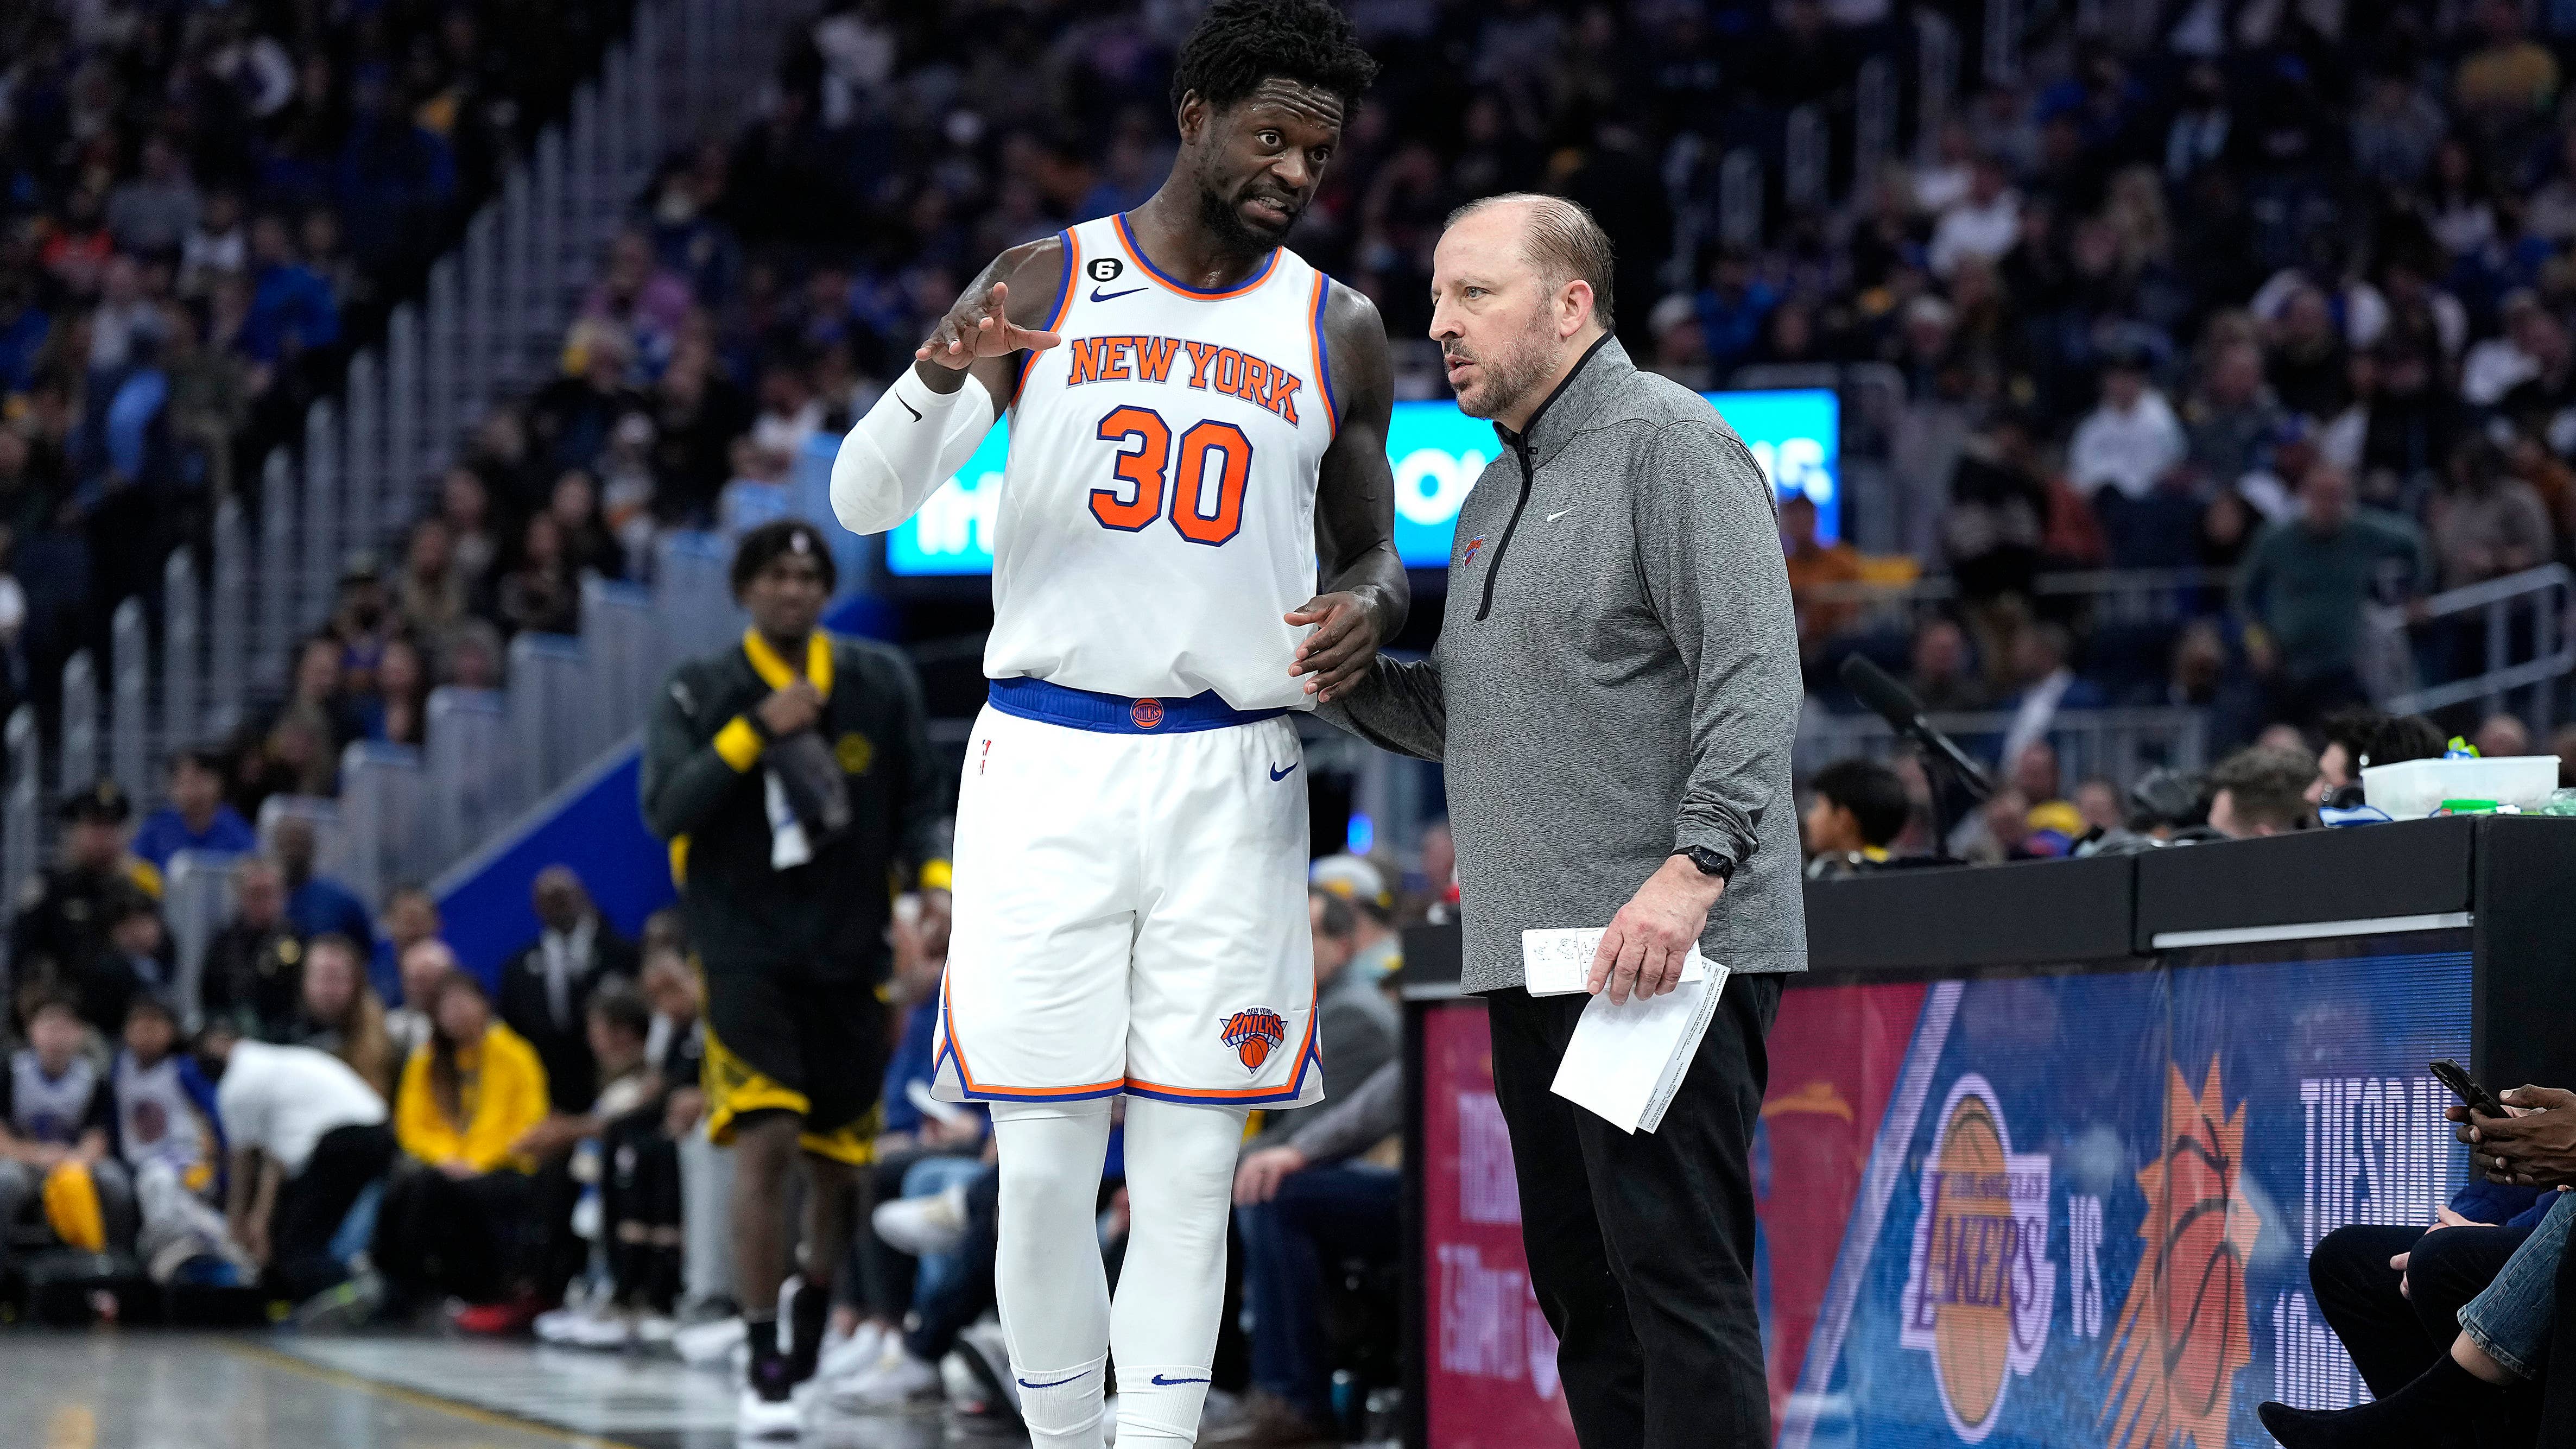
[1486,973,1786,1449]
[2307,1221,2534,1397]
[602,1109,684,1312]
[267,1123,397,1303]
[843,1144,926,1319]
[374,1162,539,1306]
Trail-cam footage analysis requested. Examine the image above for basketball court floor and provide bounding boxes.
[0,1332,1010,1448]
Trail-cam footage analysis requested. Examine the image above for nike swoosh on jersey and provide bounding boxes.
[1269,763,1298,782]
[1150,1374,1211,1387]
[1547,509,1572,522]
[1018,1372,1087,1389]
[898,396,922,422]
[1090,285,1148,302]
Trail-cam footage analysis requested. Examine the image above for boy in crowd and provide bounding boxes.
[1803,758,1910,877]
[530,984,691,1345]
[130,747,257,873]
[0,994,137,1257]
[109,998,232,1276]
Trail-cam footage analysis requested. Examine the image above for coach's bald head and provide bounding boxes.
[1429,194,1616,433]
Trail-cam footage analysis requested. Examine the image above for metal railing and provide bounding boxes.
[2378,565,2576,727]
[1797,705,2212,792]
[163,850,243,1032]
[1793,565,2236,634]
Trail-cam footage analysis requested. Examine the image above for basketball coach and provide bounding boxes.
[1312,194,1804,1448]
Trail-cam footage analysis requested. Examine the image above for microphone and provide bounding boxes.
[1838,655,1996,800]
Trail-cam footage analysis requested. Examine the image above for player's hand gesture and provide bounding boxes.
[1286,591,1385,703]
[915,281,1062,370]
[756,680,824,737]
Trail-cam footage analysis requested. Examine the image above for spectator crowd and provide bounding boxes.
[10,0,2576,1437]
[0,769,1461,1442]
[0,0,649,761]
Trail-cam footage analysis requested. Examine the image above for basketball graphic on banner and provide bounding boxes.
[2103,1060,2262,1449]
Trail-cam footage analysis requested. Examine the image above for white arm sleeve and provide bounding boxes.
[829,366,999,536]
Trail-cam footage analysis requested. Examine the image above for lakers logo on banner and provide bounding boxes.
[2103,1061,2261,1449]
[1898,1074,2054,1443]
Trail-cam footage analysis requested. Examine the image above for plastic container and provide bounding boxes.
[2362,756,2562,819]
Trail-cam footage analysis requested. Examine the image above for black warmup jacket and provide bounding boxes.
[640,630,948,980]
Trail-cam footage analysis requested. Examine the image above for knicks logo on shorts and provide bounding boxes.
[1219,1008,1288,1074]
[1130,698,1165,729]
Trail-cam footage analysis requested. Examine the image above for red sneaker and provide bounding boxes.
[452,1294,548,1336]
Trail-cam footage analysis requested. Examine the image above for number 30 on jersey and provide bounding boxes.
[1090,406,1253,547]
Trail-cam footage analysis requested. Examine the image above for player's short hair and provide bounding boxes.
[125,995,179,1031]
[2319,708,2445,773]
[1811,758,1909,849]
[23,990,79,1027]
[1169,0,1379,116]
[1444,194,1618,332]
[307,931,365,966]
[1308,887,1357,944]
[587,982,652,1041]
[730,519,838,597]
[2208,745,2315,833]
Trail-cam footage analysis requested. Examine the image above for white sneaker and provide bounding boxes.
[816,1320,888,1382]
[538,1302,638,1350]
[675,1315,745,1368]
[737,1385,803,1440]
[871,1185,969,1256]
[826,1347,942,1410]
[568,1309,638,1350]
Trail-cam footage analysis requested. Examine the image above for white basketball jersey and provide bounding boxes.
[985,214,1340,712]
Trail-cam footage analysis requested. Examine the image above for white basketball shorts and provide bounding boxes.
[931,678,1323,1108]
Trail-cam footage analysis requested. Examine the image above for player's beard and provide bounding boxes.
[1445,324,1558,423]
[1197,174,1297,254]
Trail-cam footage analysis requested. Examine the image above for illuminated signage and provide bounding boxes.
[882,388,1839,577]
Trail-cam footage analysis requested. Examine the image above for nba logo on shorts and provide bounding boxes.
[1219,1008,1287,1074]
[1130,698,1165,730]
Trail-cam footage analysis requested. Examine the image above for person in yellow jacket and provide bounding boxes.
[393,972,548,1172]
[376,972,554,1326]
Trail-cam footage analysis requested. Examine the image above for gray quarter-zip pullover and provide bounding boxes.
[1324,337,1807,992]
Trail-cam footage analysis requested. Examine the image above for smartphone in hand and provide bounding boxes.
[2432,1058,2509,1118]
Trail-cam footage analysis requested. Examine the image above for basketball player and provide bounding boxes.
[827,4,1397,1444]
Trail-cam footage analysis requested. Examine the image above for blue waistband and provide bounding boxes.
[987,677,1285,735]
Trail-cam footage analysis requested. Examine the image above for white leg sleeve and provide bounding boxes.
[991,1098,1116,1449]
[828,365,997,536]
[1111,1098,1251,1446]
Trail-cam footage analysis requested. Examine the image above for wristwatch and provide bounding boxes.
[1680,846,1735,882]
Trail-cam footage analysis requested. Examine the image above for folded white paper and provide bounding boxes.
[1548,959,1732,1135]
[1522,927,1710,997]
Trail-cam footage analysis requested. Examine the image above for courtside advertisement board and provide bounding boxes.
[882,388,1840,577]
[1416,939,2474,1448]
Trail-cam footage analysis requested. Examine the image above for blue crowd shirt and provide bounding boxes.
[130,805,257,872]
[287,874,375,953]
